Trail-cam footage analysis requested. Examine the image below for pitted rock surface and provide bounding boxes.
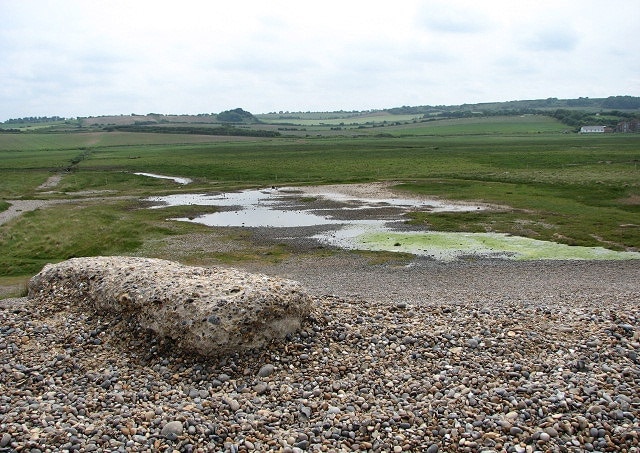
[27,256,313,355]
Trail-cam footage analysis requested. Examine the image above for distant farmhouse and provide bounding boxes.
[616,119,640,133]
[580,121,639,133]
[579,125,609,133]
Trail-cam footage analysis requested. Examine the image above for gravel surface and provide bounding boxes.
[239,254,640,306]
[1,257,639,452]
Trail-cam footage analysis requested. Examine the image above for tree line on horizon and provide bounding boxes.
[386,95,640,115]
[3,96,639,127]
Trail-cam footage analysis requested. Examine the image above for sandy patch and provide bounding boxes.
[295,181,410,199]
[36,174,64,190]
[295,181,498,210]
[619,194,640,205]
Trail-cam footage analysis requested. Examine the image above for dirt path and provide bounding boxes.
[0,199,72,226]
[0,195,132,226]
[36,174,64,190]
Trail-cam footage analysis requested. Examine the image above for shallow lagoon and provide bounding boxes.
[146,187,640,261]
[147,189,346,227]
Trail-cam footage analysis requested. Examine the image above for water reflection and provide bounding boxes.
[146,189,342,227]
[145,187,484,228]
[134,172,193,185]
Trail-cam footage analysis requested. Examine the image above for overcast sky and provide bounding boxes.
[1,0,638,121]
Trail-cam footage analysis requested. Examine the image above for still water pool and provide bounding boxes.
[145,187,640,261]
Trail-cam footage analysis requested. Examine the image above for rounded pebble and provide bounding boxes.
[161,421,183,439]
[257,363,275,378]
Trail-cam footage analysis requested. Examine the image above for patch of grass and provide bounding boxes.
[0,199,211,276]
[209,243,292,265]
[0,201,9,213]
[151,204,221,219]
[389,115,567,136]
[0,276,30,299]
[354,250,414,265]
[133,227,295,268]
[401,178,639,250]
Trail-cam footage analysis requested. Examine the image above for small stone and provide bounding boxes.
[619,323,634,333]
[223,397,240,412]
[505,411,518,421]
[0,433,12,448]
[543,427,559,438]
[539,432,551,442]
[254,382,269,394]
[498,420,512,433]
[161,421,183,440]
[258,364,275,378]
[299,405,312,420]
[426,445,439,453]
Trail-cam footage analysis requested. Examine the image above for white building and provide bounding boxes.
[580,125,606,133]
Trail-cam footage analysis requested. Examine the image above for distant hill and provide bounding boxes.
[386,96,640,115]
[79,113,217,127]
[216,108,259,124]
[3,97,639,127]
[75,108,259,127]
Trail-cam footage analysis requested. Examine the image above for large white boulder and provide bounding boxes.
[28,256,313,355]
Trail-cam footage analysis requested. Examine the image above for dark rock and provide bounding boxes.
[258,363,275,378]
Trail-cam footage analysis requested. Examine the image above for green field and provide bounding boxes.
[257,112,422,126]
[1,114,639,294]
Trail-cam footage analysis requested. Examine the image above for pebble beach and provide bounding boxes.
[1,258,639,452]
